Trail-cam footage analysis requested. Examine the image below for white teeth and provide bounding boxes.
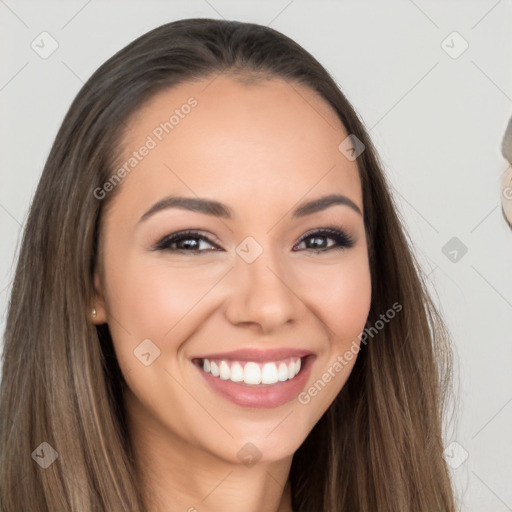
[230,362,244,382]
[278,362,289,381]
[288,361,296,379]
[210,361,219,377]
[199,356,303,385]
[244,362,261,385]
[261,362,278,384]
[219,361,230,380]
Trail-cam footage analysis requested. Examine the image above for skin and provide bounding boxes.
[92,75,372,512]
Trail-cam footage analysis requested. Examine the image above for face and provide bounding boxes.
[93,75,371,465]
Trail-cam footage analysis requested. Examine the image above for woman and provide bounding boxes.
[0,18,456,511]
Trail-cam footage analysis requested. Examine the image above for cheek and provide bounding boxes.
[123,269,204,330]
[102,250,225,346]
[299,251,372,343]
[294,254,371,416]
[329,269,371,341]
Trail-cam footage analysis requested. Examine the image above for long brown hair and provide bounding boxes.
[0,18,455,511]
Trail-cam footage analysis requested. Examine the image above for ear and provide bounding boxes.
[91,269,108,325]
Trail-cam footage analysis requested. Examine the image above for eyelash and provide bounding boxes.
[152,226,355,254]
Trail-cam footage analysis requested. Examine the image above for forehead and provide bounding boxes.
[112,75,362,220]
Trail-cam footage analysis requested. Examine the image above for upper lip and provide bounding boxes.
[192,348,314,362]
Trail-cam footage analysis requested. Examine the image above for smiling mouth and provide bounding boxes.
[192,355,310,387]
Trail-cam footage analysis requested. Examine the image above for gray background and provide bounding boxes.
[1,1,511,510]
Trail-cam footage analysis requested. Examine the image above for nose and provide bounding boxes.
[223,245,305,334]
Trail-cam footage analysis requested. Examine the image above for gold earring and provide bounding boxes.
[91,308,97,319]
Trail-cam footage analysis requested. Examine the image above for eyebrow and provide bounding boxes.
[138,193,362,223]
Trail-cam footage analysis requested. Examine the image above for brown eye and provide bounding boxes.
[153,230,221,253]
[294,228,354,253]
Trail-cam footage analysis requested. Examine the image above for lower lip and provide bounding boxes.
[193,355,315,409]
